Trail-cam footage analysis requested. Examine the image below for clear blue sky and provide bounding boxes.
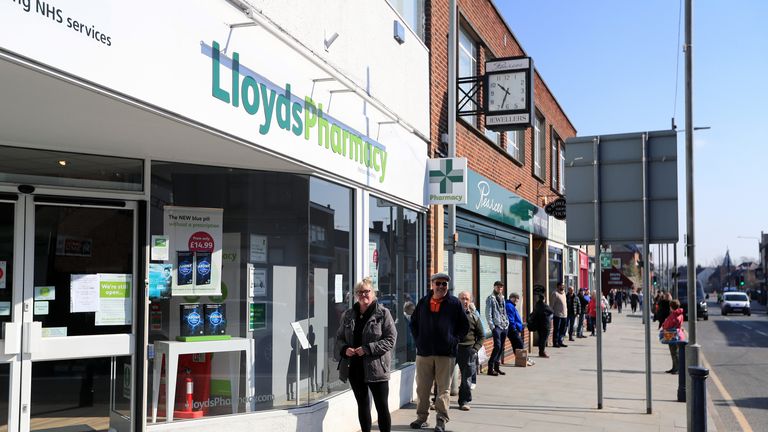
[499,0,768,266]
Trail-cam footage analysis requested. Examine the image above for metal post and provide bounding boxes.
[689,366,709,432]
[641,133,652,414]
[677,340,688,402]
[684,0,700,427]
[593,137,603,409]
[447,0,457,290]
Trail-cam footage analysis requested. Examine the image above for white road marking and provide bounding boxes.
[701,354,754,432]
[755,330,768,337]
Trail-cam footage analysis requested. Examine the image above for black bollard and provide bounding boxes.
[677,340,688,402]
[689,366,709,432]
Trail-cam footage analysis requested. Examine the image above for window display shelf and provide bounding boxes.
[150,337,251,423]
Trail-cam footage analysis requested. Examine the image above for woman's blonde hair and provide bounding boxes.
[354,277,376,299]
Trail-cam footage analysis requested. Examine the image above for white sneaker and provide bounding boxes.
[470,383,476,390]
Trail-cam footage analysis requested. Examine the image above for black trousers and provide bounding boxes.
[537,327,550,354]
[507,325,524,351]
[349,374,391,432]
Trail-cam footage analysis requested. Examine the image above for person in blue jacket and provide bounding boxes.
[408,273,469,432]
[505,292,524,351]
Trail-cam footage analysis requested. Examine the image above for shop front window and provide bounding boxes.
[478,251,502,337]
[369,196,421,367]
[548,247,563,296]
[309,177,353,398]
[506,255,525,315]
[147,162,353,424]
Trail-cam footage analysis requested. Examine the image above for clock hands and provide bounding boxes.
[498,84,511,108]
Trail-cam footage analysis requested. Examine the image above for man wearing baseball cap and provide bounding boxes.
[409,272,469,432]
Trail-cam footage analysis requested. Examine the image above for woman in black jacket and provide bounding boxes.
[530,294,554,358]
[335,278,397,432]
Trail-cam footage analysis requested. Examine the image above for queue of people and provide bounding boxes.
[336,274,625,432]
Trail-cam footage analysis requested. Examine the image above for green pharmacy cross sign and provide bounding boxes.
[428,158,468,205]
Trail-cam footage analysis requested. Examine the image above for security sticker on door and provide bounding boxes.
[34,286,56,301]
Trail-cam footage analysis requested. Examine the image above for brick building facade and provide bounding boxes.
[426,0,577,358]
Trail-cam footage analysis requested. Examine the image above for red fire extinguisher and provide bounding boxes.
[174,368,203,419]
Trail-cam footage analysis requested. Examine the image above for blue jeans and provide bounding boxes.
[567,315,576,339]
[489,326,507,369]
[552,316,567,345]
[576,313,585,337]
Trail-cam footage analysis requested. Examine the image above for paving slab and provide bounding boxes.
[378,310,717,432]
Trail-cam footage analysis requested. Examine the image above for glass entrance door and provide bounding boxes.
[0,195,137,432]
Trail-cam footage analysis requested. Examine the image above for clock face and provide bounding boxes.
[487,72,527,112]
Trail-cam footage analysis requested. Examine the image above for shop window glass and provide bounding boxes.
[548,248,563,296]
[506,255,525,314]
[148,162,357,422]
[309,177,353,399]
[478,251,502,337]
[443,248,485,335]
[0,145,143,191]
[369,196,421,367]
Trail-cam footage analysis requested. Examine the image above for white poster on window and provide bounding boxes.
[368,242,379,291]
[164,206,223,296]
[250,267,267,297]
[249,235,268,263]
[95,273,132,326]
[334,274,344,303]
[70,274,100,313]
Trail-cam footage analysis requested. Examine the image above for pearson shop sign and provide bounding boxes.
[460,170,538,233]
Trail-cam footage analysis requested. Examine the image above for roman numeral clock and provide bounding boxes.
[484,56,534,131]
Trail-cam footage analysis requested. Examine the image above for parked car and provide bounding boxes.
[721,292,751,316]
[677,280,708,321]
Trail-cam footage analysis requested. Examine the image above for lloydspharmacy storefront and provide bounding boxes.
[0,1,429,431]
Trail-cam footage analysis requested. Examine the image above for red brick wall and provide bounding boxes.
[425,0,576,354]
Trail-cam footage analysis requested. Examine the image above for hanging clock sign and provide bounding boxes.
[484,56,534,131]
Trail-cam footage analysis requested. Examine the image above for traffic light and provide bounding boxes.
[652,276,658,287]
[739,275,745,286]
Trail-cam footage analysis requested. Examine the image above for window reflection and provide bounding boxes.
[369,197,421,366]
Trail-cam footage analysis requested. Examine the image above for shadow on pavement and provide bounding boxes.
[580,368,669,375]
[714,396,768,411]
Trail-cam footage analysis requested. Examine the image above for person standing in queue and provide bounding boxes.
[485,281,509,376]
[505,292,525,352]
[530,294,554,358]
[456,291,483,411]
[335,278,397,432]
[409,273,469,432]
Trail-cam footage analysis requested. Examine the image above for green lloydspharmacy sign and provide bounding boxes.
[460,170,537,233]
[208,41,389,183]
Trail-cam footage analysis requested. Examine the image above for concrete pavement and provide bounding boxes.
[381,309,717,431]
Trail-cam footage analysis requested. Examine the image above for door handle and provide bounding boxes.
[3,322,21,355]
[22,322,42,355]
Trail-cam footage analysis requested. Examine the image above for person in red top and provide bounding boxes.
[662,300,686,373]
[587,291,597,336]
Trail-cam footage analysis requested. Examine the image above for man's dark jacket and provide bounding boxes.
[409,291,469,357]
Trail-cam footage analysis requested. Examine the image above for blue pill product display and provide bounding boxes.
[180,303,204,337]
[195,251,212,285]
[204,304,227,335]
[177,251,194,286]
